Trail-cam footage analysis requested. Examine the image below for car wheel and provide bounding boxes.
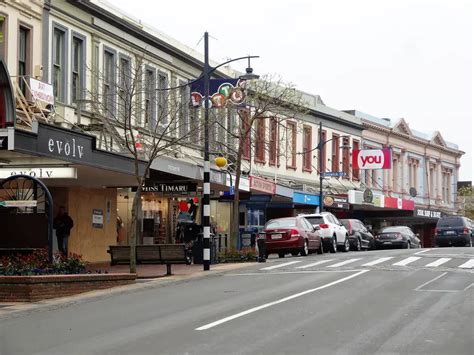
[317,241,323,254]
[342,237,350,252]
[356,238,362,251]
[300,240,309,256]
[278,252,286,258]
[329,236,337,253]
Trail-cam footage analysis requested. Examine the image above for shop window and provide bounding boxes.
[269,118,278,166]
[352,139,359,180]
[52,24,67,102]
[318,129,326,175]
[255,118,266,163]
[18,25,31,96]
[302,125,312,172]
[118,55,131,121]
[103,48,116,117]
[71,34,85,105]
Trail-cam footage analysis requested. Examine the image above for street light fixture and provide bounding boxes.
[202,32,259,271]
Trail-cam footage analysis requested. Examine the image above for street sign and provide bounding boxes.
[0,200,37,207]
[229,186,235,195]
[322,171,346,177]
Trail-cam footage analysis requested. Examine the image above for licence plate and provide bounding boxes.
[384,241,392,245]
[271,234,283,240]
[445,231,456,235]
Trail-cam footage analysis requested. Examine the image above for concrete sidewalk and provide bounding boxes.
[86,261,253,279]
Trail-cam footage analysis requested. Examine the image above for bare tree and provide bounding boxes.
[211,75,308,247]
[87,54,198,272]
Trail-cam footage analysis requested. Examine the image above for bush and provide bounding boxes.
[218,247,256,263]
[0,249,87,276]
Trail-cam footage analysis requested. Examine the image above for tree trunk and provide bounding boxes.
[129,188,141,274]
[230,140,244,249]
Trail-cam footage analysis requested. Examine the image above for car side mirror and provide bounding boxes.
[416,233,420,238]
[313,225,321,231]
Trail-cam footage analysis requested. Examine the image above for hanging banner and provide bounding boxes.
[29,78,55,105]
[352,148,392,170]
[190,78,246,108]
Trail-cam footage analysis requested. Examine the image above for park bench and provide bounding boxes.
[107,244,190,275]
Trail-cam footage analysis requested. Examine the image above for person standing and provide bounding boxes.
[54,206,74,256]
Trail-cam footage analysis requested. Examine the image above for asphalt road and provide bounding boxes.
[0,247,473,355]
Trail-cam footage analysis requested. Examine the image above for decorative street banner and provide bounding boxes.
[352,148,392,170]
[190,78,246,108]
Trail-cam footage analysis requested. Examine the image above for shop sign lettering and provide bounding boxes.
[352,148,392,170]
[415,209,442,219]
[0,167,77,179]
[48,138,84,159]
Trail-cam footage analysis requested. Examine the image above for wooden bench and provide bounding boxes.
[107,244,190,275]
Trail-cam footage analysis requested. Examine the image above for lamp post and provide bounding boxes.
[202,32,258,271]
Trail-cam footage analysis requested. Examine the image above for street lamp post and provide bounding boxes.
[202,32,258,271]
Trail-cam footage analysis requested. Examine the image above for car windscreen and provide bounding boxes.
[437,218,464,227]
[305,217,324,225]
[265,219,296,229]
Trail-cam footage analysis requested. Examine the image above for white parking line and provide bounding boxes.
[327,258,361,268]
[260,260,302,270]
[425,258,452,267]
[295,259,334,269]
[458,259,474,269]
[195,270,369,330]
[361,257,394,266]
[392,256,421,266]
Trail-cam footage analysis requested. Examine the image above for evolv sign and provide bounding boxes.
[352,148,392,170]
[38,127,91,163]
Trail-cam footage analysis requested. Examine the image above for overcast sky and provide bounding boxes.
[110,0,472,180]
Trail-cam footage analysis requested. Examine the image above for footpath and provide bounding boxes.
[0,261,255,317]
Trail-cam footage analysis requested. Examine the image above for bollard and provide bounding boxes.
[257,236,267,263]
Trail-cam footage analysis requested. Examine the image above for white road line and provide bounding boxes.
[414,248,432,255]
[361,257,394,266]
[392,256,421,266]
[295,259,334,269]
[458,259,474,269]
[327,258,361,268]
[425,258,452,267]
[414,272,448,291]
[260,260,302,270]
[225,270,361,276]
[195,269,369,330]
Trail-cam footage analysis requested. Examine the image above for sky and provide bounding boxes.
[109,0,472,180]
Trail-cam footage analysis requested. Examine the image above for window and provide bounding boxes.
[0,15,6,60]
[118,56,131,120]
[269,118,278,165]
[352,140,359,180]
[302,125,312,172]
[408,158,418,193]
[331,134,340,172]
[178,81,189,138]
[18,25,31,96]
[255,118,266,163]
[318,129,326,175]
[342,137,350,178]
[52,26,66,101]
[144,68,156,129]
[71,35,84,104]
[286,121,296,169]
[392,154,400,192]
[103,48,116,117]
[158,72,168,124]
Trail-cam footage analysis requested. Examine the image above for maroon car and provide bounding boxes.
[260,216,323,258]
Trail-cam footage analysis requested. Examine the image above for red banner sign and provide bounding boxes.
[352,148,392,170]
[249,176,276,194]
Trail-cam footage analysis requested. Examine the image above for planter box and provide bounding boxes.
[0,273,136,302]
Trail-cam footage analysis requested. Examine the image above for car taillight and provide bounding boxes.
[319,224,329,229]
[463,227,469,233]
[258,233,266,240]
[374,235,379,240]
[290,229,300,237]
[434,228,439,236]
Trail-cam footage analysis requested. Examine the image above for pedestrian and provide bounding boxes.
[53,206,74,256]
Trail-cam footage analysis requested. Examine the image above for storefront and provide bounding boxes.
[292,191,320,215]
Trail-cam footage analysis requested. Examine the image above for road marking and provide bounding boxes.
[295,259,334,269]
[327,258,361,268]
[361,257,394,266]
[458,259,474,269]
[225,270,361,276]
[425,258,451,267]
[414,248,432,255]
[392,256,421,266]
[196,269,369,330]
[260,260,302,270]
[414,272,448,291]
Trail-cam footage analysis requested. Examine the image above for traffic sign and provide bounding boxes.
[322,171,346,177]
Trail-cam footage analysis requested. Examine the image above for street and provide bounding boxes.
[1,247,473,355]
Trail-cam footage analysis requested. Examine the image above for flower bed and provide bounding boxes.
[0,249,136,302]
[218,247,257,263]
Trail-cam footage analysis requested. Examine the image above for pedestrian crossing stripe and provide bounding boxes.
[425,258,451,267]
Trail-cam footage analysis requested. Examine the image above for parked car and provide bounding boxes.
[260,216,323,258]
[374,226,421,249]
[435,216,473,247]
[301,212,350,253]
[339,219,374,251]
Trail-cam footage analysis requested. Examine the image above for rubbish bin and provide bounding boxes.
[193,233,217,264]
[257,235,267,263]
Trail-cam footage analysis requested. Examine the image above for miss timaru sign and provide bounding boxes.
[135,182,197,194]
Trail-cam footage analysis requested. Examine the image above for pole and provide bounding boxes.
[319,121,324,213]
[203,32,211,271]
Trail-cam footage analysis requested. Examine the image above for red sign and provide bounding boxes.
[384,196,415,211]
[249,176,276,194]
[352,148,392,170]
